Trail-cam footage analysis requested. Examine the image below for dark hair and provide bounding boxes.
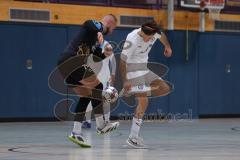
[141,20,161,35]
[108,14,118,23]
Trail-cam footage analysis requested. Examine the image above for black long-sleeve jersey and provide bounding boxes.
[57,20,107,85]
[58,20,106,64]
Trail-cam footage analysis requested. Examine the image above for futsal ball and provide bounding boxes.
[102,86,118,103]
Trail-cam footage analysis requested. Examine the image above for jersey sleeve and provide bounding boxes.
[154,32,161,39]
[92,46,105,62]
[121,35,137,62]
[109,54,116,75]
[83,20,106,61]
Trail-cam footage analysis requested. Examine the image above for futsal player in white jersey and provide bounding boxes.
[82,41,116,128]
[120,20,173,148]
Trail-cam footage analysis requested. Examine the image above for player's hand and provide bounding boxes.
[164,46,172,57]
[123,81,132,92]
[103,45,113,57]
[97,32,104,45]
[104,50,112,57]
[109,75,115,85]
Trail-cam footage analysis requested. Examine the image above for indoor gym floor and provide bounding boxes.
[0,119,240,160]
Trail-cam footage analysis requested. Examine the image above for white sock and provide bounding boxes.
[103,103,110,122]
[72,121,82,135]
[95,114,105,129]
[104,112,110,122]
[85,102,92,123]
[129,117,143,138]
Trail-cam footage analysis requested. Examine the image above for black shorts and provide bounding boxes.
[57,54,95,87]
[65,65,94,87]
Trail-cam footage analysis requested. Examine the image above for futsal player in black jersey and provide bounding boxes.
[57,14,119,148]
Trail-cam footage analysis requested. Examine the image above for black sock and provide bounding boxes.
[74,97,91,121]
[92,83,104,115]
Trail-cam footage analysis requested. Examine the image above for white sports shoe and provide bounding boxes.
[96,121,120,135]
[126,136,146,149]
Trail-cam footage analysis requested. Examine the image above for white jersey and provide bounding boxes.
[97,41,115,87]
[97,54,114,86]
[87,41,115,87]
[121,28,161,79]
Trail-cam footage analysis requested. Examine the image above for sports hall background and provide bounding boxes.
[0,0,239,121]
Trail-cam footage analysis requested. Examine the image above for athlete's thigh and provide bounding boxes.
[144,71,162,86]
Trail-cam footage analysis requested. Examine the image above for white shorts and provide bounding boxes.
[127,70,162,93]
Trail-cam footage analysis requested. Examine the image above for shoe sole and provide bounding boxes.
[126,139,147,149]
[97,122,120,135]
[68,136,91,148]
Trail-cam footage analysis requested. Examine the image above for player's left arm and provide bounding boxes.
[159,32,172,57]
[84,20,111,61]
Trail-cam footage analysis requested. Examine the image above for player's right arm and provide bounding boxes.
[120,36,136,91]
[119,58,131,91]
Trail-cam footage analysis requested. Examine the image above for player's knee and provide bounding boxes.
[95,82,103,90]
[157,80,171,92]
[88,79,100,88]
[73,86,92,96]
[162,83,171,94]
[80,76,100,88]
[151,79,163,88]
